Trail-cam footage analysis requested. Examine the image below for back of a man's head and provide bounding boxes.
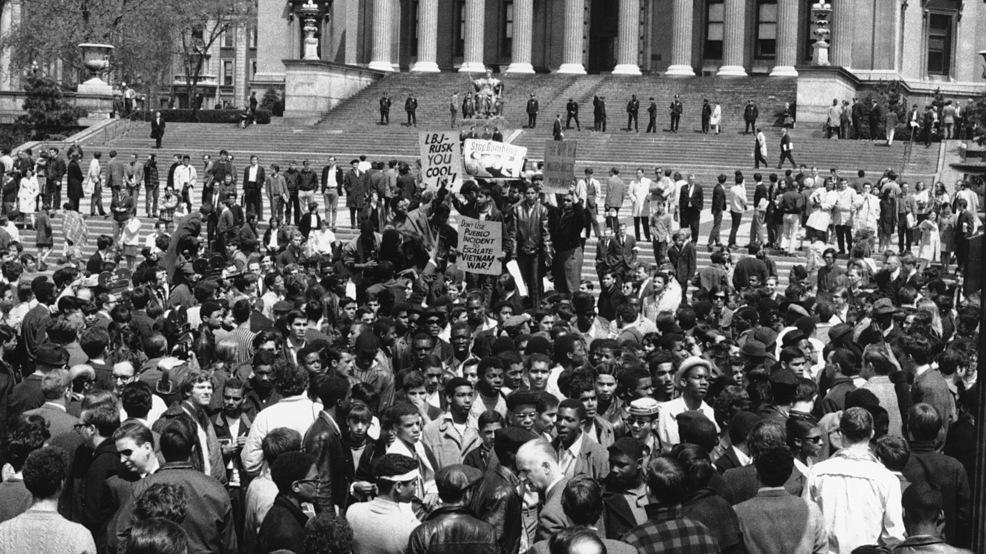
[874,435,910,472]
[906,403,942,443]
[22,446,66,500]
[261,427,303,465]
[645,456,689,507]
[561,476,604,527]
[133,482,188,523]
[548,527,607,554]
[158,414,196,463]
[271,451,315,494]
[747,420,787,460]
[901,481,944,530]
[840,407,874,445]
[754,447,794,487]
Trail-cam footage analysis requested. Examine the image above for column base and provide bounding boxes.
[557,63,587,74]
[368,61,395,72]
[612,64,642,76]
[716,65,747,76]
[769,65,798,77]
[459,62,486,73]
[665,64,695,76]
[506,62,535,74]
[412,61,440,73]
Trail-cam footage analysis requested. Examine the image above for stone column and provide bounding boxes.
[612,0,641,75]
[507,0,534,74]
[459,0,486,73]
[665,0,695,76]
[412,0,440,72]
[368,0,394,71]
[717,0,747,75]
[770,0,799,75]
[557,0,586,74]
[831,0,852,68]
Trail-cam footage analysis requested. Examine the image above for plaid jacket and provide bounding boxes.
[622,506,720,553]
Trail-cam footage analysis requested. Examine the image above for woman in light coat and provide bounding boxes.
[710,103,722,134]
[17,168,39,227]
[852,182,881,235]
[629,170,651,241]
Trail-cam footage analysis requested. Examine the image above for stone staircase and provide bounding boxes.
[23,72,942,289]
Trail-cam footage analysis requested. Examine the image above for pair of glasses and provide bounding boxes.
[294,478,318,486]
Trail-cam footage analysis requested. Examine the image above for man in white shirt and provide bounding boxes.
[173,155,197,191]
[803,407,905,553]
[656,357,720,447]
[728,172,748,249]
[240,362,319,475]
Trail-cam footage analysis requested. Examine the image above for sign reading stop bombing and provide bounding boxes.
[420,132,464,193]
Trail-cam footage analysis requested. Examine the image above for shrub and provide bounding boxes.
[133,109,270,124]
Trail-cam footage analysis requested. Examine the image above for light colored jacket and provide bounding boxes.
[421,412,482,469]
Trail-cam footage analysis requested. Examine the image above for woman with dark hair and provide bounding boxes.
[671,443,743,553]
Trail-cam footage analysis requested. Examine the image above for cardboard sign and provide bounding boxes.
[419,132,464,193]
[458,216,503,275]
[463,139,527,179]
[62,210,89,246]
[543,140,577,194]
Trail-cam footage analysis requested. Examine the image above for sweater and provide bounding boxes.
[0,505,96,553]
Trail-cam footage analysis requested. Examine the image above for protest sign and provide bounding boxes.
[419,131,464,193]
[458,216,503,275]
[463,139,527,179]
[542,140,577,194]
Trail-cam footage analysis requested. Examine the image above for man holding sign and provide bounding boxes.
[550,191,587,295]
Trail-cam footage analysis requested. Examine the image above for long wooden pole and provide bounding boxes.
[971,230,986,551]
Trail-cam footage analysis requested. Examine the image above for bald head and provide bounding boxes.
[515,439,561,494]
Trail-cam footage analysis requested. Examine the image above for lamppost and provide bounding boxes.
[970,47,986,554]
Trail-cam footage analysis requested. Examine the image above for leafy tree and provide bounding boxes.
[260,87,283,117]
[16,74,87,140]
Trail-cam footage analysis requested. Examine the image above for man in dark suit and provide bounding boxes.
[106,150,127,192]
[869,100,883,140]
[678,173,704,243]
[67,154,85,211]
[744,100,759,134]
[668,95,683,133]
[379,93,391,125]
[646,98,658,133]
[150,112,166,148]
[701,99,712,134]
[552,115,563,141]
[722,420,804,505]
[23,368,78,437]
[344,159,367,229]
[516,439,571,542]
[526,93,539,128]
[470,428,536,554]
[566,98,580,131]
[242,155,265,219]
[708,174,726,249]
[626,95,639,133]
[405,94,418,127]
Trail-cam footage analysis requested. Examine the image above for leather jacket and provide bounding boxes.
[469,465,525,554]
[407,505,500,554]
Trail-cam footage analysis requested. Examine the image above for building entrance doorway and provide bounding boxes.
[588,0,618,73]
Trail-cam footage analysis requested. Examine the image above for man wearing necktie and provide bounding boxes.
[678,174,704,243]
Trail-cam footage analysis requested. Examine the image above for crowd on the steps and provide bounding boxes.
[0,138,979,554]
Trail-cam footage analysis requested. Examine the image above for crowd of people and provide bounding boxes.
[824,97,977,146]
[0,127,980,554]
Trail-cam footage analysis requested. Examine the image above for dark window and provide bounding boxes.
[411,0,419,57]
[223,29,234,48]
[755,1,777,59]
[705,1,724,60]
[222,60,234,86]
[456,0,466,57]
[927,13,952,75]
[502,1,514,57]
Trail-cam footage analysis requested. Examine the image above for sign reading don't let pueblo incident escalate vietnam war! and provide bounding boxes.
[419,131,464,193]
[458,216,503,275]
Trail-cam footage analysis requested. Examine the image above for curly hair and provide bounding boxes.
[274,358,309,397]
[304,512,355,554]
[23,446,67,499]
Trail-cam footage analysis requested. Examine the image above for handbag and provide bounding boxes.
[905,212,917,229]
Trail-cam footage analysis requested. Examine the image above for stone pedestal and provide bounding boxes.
[284,60,384,117]
[76,81,115,120]
[795,66,858,125]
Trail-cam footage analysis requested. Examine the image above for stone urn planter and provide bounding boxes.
[79,43,114,85]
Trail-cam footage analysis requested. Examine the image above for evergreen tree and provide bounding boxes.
[16,75,87,140]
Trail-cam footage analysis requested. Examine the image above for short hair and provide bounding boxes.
[158,414,197,462]
[271,451,315,493]
[261,427,303,464]
[478,356,505,379]
[303,512,356,554]
[902,481,945,525]
[840,407,874,444]
[371,453,420,492]
[81,404,122,437]
[40,368,71,400]
[875,435,910,472]
[558,398,587,421]
[645,456,690,506]
[385,402,419,429]
[142,334,169,359]
[548,527,606,554]
[346,401,374,425]
[907,403,942,442]
[478,410,505,429]
[560,476,604,526]
[748,420,787,460]
[754,446,794,487]
[133,483,188,523]
[316,376,351,409]
[121,518,189,554]
[112,420,155,448]
[22,446,66,499]
[444,377,472,397]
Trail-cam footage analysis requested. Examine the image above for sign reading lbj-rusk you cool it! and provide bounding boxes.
[419,131,464,193]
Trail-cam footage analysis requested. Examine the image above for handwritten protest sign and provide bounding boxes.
[458,216,503,275]
[543,140,577,194]
[463,139,527,179]
[419,132,464,193]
